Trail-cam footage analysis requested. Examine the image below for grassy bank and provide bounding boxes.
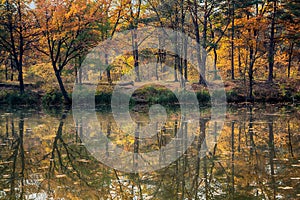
[1,79,300,107]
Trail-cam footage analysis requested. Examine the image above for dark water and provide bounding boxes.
[0,105,299,199]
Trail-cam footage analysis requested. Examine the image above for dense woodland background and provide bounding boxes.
[0,0,299,105]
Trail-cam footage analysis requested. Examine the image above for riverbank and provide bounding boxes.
[0,79,300,107]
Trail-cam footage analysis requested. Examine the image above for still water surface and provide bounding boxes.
[0,105,299,199]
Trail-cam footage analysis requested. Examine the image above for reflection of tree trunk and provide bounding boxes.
[6,116,9,138]
[19,113,25,199]
[287,120,294,157]
[106,122,112,157]
[249,107,254,156]
[231,121,235,200]
[133,123,140,170]
[193,119,208,200]
[181,121,188,199]
[268,118,276,199]
[10,113,25,198]
[11,116,16,137]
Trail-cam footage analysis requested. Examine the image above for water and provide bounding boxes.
[0,105,299,199]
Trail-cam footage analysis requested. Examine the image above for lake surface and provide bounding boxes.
[0,105,299,199]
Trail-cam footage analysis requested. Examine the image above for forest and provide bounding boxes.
[0,0,299,106]
[0,1,300,199]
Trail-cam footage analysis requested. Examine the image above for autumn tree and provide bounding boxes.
[33,0,101,103]
[0,0,35,94]
[279,0,300,78]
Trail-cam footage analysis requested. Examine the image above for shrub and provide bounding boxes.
[5,91,38,106]
[226,90,239,102]
[196,90,211,104]
[95,92,112,105]
[294,92,300,102]
[42,90,63,106]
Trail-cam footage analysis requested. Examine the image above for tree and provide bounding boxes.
[33,0,101,103]
[0,0,35,94]
[279,0,300,78]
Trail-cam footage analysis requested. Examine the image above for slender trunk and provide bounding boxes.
[268,118,276,199]
[192,0,205,85]
[19,113,25,199]
[287,120,294,157]
[249,47,254,101]
[268,0,277,82]
[231,121,235,199]
[180,0,186,87]
[131,28,140,82]
[18,60,24,94]
[238,44,242,77]
[287,41,294,78]
[249,106,254,156]
[5,62,8,81]
[75,65,78,84]
[133,123,140,170]
[231,0,235,80]
[209,20,218,80]
[105,53,112,84]
[199,0,208,85]
[174,6,179,82]
[10,55,14,81]
[17,0,24,94]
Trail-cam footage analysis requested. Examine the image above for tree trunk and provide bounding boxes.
[18,62,24,94]
[249,47,254,102]
[231,121,235,199]
[10,64,13,81]
[287,41,294,78]
[192,0,206,86]
[199,0,208,85]
[268,0,277,82]
[268,118,276,199]
[105,53,112,84]
[55,70,71,104]
[231,0,235,80]
[5,62,8,81]
[131,28,140,82]
[16,0,24,95]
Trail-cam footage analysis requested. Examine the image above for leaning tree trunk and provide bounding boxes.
[55,69,71,104]
[192,0,206,85]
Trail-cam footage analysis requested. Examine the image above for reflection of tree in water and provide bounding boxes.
[0,107,299,199]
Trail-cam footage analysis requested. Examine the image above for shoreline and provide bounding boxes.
[1,79,299,107]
